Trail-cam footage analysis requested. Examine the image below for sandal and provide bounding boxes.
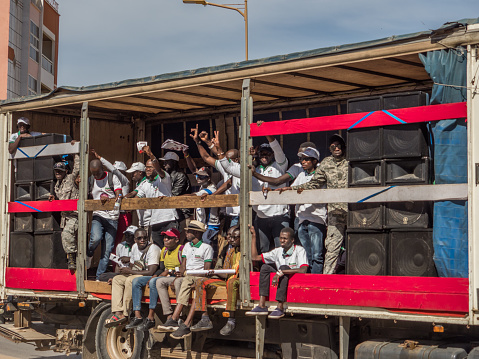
[104,314,128,328]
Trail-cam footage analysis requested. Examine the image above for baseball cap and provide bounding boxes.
[161,228,180,238]
[194,166,211,177]
[185,220,206,232]
[124,225,138,235]
[298,147,320,161]
[258,143,273,153]
[17,117,30,126]
[114,161,127,171]
[53,162,67,171]
[159,152,179,162]
[126,162,146,173]
[329,134,345,147]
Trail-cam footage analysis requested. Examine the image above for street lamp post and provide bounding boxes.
[182,0,248,61]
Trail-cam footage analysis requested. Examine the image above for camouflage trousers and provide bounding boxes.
[323,215,347,275]
[62,216,78,254]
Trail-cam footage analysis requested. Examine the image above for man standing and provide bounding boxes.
[86,159,123,280]
[126,146,177,248]
[8,117,42,154]
[49,143,80,270]
[126,162,149,228]
[280,134,348,274]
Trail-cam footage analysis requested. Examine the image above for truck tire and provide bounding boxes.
[95,307,148,359]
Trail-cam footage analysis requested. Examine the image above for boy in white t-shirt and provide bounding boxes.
[246,226,309,319]
[157,220,213,336]
[105,228,160,328]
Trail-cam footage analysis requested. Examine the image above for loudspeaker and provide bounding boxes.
[34,157,56,181]
[34,231,67,269]
[13,213,33,232]
[385,202,432,229]
[346,231,388,275]
[389,230,437,277]
[347,96,381,114]
[348,161,383,187]
[9,232,34,267]
[16,158,34,183]
[385,158,430,185]
[14,182,34,201]
[382,124,428,159]
[35,180,54,201]
[347,128,382,161]
[382,91,428,110]
[19,136,35,147]
[34,212,61,232]
[348,203,384,229]
[35,134,72,146]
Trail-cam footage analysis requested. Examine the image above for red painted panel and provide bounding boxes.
[250,102,467,137]
[5,267,77,292]
[8,200,78,213]
[250,273,468,314]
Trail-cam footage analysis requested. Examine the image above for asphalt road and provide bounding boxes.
[0,334,82,359]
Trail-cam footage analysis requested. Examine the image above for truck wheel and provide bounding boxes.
[95,308,148,359]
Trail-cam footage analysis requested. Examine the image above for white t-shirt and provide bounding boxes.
[100,157,130,197]
[219,139,289,218]
[182,241,214,271]
[262,245,309,269]
[115,241,133,268]
[291,170,327,225]
[135,174,177,225]
[215,160,240,217]
[91,172,123,220]
[130,243,161,267]
[195,183,220,228]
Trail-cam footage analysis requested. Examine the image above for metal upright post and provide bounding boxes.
[76,102,90,296]
[339,316,351,359]
[239,79,253,304]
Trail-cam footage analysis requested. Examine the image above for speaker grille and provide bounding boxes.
[13,213,33,232]
[347,128,382,161]
[16,159,34,183]
[9,232,34,267]
[35,180,54,201]
[34,157,56,182]
[390,230,437,277]
[348,161,383,187]
[383,124,428,159]
[347,96,381,114]
[385,158,429,184]
[385,202,431,228]
[347,232,388,275]
[14,182,34,201]
[34,212,61,232]
[348,203,384,229]
[34,232,67,269]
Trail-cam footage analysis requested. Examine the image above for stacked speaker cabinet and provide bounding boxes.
[9,133,71,269]
[346,92,436,277]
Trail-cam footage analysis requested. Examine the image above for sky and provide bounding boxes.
[57,0,478,88]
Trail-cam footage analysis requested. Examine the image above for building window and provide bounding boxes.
[29,21,39,62]
[28,75,37,95]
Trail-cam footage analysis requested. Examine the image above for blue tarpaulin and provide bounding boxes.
[419,48,468,278]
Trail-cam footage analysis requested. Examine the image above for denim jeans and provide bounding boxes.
[298,220,326,274]
[88,215,118,280]
[254,214,290,254]
[131,276,152,311]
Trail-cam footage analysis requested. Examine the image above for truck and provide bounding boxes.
[0,17,479,359]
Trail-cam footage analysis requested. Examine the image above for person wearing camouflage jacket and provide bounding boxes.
[51,149,80,270]
[289,134,348,274]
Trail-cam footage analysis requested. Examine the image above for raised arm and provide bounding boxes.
[268,136,288,172]
[143,146,166,178]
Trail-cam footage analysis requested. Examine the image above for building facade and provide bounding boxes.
[0,0,59,100]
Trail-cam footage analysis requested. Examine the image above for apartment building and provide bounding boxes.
[0,0,59,100]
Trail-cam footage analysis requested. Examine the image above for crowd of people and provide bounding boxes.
[11,117,349,338]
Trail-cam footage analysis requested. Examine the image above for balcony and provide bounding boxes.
[41,54,53,74]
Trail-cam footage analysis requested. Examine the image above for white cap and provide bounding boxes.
[114,161,127,171]
[124,225,138,235]
[126,162,146,173]
[17,117,30,126]
[159,152,179,162]
[298,147,320,160]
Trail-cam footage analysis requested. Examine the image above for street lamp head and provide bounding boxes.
[183,0,207,4]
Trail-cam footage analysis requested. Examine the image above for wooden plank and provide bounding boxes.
[249,273,468,314]
[8,199,78,213]
[12,142,80,159]
[250,102,467,136]
[0,323,55,342]
[84,279,228,300]
[249,184,467,206]
[84,194,239,211]
[5,268,77,292]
